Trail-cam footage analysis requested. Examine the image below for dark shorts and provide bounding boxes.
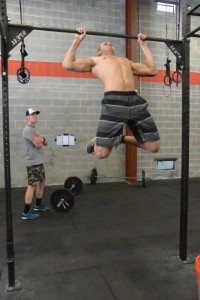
[96,91,160,148]
[27,163,45,186]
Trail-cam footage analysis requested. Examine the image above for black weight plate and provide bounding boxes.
[64,176,83,195]
[50,189,75,212]
[90,168,97,185]
[142,170,146,187]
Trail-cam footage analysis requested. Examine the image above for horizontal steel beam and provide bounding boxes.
[187,3,200,15]
[187,26,200,38]
[8,23,181,43]
[190,12,200,16]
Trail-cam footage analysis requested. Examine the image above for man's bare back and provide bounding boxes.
[91,55,136,92]
[62,27,157,92]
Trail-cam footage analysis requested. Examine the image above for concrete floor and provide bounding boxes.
[0,179,200,300]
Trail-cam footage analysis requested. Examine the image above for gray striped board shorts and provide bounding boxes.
[96,91,160,148]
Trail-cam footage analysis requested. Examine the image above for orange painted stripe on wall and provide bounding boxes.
[1,60,200,85]
[6,60,94,79]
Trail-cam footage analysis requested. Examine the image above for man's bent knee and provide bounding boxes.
[142,141,160,153]
[94,146,112,159]
[150,144,160,153]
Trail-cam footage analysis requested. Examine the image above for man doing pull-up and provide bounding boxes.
[62,27,160,159]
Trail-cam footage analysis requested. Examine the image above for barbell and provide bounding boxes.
[50,176,83,212]
[64,176,83,195]
[89,168,148,187]
[50,189,75,213]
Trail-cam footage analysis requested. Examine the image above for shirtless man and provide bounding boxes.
[62,27,160,159]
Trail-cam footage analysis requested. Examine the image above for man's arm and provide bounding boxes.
[32,134,48,148]
[62,27,95,72]
[130,33,157,77]
[23,127,47,148]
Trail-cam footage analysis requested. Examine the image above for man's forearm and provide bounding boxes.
[140,44,157,74]
[32,134,46,148]
[62,39,81,69]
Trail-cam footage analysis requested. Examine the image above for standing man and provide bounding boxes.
[22,108,49,220]
[62,27,160,159]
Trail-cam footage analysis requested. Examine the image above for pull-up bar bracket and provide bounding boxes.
[165,41,184,68]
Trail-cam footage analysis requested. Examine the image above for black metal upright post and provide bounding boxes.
[0,0,21,291]
[179,4,191,262]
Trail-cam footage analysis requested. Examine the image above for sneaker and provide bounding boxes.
[34,204,50,212]
[21,211,40,220]
[86,137,96,154]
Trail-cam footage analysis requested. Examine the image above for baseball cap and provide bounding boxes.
[25,108,40,116]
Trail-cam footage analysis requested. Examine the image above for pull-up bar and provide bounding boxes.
[8,23,181,44]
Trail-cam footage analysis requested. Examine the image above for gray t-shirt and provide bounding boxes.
[22,125,44,166]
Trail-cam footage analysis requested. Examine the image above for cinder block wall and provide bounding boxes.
[1,0,200,187]
[2,0,126,187]
[137,0,200,180]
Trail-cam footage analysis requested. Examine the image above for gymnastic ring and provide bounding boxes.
[16,67,30,84]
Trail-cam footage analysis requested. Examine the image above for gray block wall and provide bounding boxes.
[1,0,126,187]
[138,0,200,180]
[0,0,200,187]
